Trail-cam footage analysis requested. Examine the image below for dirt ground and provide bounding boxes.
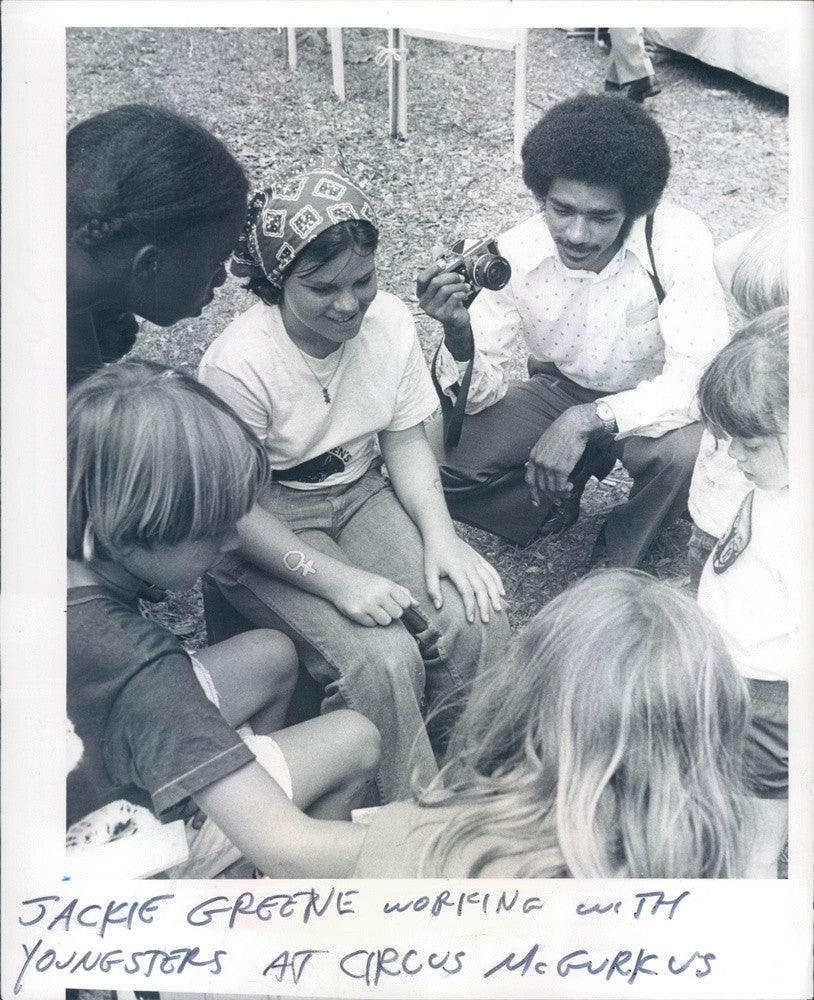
[67,26,789,638]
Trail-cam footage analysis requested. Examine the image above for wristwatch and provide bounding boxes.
[594,400,618,435]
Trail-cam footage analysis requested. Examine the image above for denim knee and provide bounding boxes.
[428,584,512,686]
[324,624,426,717]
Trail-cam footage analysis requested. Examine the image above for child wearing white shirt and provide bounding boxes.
[697,307,789,877]
[687,213,787,587]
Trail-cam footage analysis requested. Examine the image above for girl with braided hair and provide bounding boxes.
[67,103,248,387]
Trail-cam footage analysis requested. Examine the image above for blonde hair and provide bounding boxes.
[68,360,269,561]
[417,570,749,878]
[731,212,788,319]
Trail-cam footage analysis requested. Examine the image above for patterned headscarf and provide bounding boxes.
[230,165,378,289]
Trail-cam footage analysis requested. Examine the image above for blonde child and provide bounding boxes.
[687,213,787,586]
[354,569,749,878]
[697,306,789,877]
[67,360,380,878]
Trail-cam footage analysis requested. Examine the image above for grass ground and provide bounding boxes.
[67,26,788,640]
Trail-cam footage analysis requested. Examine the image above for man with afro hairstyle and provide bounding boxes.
[419,93,729,568]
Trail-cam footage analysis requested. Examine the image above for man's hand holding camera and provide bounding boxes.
[417,238,510,362]
[417,263,475,360]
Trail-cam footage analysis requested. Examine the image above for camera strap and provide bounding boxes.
[431,215,663,450]
[644,213,666,305]
[431,341,473,449]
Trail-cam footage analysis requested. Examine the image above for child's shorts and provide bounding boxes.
[165,655,294,879]
[744,679,788,800]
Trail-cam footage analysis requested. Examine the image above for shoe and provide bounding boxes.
[623,75,661,102]
[536,490,582,539]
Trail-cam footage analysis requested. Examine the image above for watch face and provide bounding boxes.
[596,402,616,431]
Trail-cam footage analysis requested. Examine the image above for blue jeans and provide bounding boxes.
[206,465,511,803]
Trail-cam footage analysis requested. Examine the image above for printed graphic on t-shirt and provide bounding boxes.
[274,447,351,484]
[713,489,754,574]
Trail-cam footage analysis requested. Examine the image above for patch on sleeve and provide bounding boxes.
[712,489,754,574]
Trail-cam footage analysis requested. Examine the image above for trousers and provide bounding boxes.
[430,363,702,567]
[203,464,510,804]
[605,28,655,85]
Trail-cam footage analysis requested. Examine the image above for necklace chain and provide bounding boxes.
[296,342,345,404]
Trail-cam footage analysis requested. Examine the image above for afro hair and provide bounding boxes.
[521,94,671,219]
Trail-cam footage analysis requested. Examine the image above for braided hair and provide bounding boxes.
[67,104,247,252]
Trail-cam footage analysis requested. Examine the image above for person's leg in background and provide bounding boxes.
[599,421,704,568]
[604,28,661,101]
[741,680,788,879]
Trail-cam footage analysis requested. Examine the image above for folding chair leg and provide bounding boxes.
[327,27,345,100]
[287,27,297,71]
[395,29,408,138]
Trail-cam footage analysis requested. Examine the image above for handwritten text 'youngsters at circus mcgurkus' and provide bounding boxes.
[13,886,718,993]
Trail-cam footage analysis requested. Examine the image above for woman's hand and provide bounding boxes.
[423,534,505,624]
[329,563,417,628]
[377,423,505,625]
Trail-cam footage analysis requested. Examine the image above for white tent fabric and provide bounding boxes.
[644,27,788,95]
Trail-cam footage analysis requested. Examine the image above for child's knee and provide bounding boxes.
[329,709,382,776]
[246,629,299,696]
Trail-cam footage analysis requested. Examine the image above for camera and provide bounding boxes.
[436,237,512,306]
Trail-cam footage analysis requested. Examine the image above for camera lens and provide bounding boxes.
[472,254,512,291]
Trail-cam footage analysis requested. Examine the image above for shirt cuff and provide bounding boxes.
[599,389,692,439]
[434,341,469,398]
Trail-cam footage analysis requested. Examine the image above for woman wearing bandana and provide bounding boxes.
[199,165,509,805]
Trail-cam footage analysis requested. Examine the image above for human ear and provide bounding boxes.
[131,245,160,284]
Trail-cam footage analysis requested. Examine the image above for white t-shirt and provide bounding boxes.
[698,486,789,682]
[199,291,439,490]
[688,429,752,538]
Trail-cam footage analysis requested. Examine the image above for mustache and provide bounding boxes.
[558,242,595,253]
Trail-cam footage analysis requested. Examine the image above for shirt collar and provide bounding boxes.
[514,212,655,277]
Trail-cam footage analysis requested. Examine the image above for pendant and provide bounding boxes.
[322,388,331,404]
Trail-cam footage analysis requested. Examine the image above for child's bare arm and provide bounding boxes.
[236,500,415,626]
[193,761,366,878]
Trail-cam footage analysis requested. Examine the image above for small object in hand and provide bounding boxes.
[401,604,430,636]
